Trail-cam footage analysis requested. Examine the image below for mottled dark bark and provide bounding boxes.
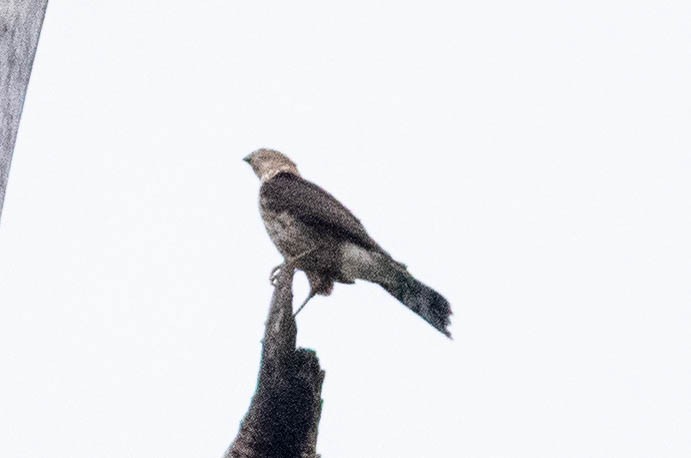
[0,0,48,221]
[226,267,325,458]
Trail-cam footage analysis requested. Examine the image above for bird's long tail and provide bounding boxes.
[362,253,452,337]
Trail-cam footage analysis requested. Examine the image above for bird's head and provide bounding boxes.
[243,148,300,182]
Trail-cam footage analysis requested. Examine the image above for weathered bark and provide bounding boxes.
[226,267,325,458]
[0,0,48,221]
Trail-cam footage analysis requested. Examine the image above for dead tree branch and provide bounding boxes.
[226,267,325,458]
[0,0,48,221]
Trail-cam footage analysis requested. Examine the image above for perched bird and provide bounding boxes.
[244,148,452,337]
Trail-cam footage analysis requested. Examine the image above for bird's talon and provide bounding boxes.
[269,263,284,285]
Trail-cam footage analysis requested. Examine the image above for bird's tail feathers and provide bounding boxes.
[366,254,452,337]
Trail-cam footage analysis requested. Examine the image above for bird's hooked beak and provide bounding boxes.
[242,154,252,164]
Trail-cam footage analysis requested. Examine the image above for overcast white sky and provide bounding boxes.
[1,1,690,457]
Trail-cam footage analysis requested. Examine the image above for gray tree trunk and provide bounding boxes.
[226,268,325,458]
[0,0,48,222]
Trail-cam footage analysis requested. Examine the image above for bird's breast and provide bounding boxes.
[260,209,316,258]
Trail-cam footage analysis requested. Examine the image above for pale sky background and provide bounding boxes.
[1,1,690,457]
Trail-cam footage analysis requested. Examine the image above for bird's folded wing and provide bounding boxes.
[260,172,384,253]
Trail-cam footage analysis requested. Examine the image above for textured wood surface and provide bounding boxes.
[0,0,48,221]
[226,267,325,458]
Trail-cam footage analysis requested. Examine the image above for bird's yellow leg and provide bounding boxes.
[269,264,283,285]
[269,246,320,286]
[293,290,317,317]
